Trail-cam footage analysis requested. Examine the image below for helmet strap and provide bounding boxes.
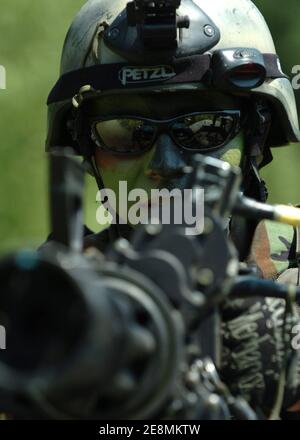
[230,99,272,260]
[242,99,272,202]
[88,156,121,242]
[69,106,122,241]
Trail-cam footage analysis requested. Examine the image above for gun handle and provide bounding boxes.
[49,149,84,252]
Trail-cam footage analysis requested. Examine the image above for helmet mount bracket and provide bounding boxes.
[103,0,221,63]
[126,0,189,50]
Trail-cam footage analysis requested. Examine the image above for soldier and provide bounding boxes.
[45,0,300,418]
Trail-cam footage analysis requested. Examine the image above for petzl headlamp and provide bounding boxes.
[212,48,267,90]
[47,48,286,105]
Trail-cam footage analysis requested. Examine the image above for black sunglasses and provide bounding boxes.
[90,111,242,156]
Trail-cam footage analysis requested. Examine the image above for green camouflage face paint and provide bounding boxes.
[95,146,158,223]
[212,131,244,167]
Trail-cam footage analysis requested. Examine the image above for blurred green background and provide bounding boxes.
[0,0,299,252]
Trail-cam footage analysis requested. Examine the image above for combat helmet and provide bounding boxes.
[46,0,299,152]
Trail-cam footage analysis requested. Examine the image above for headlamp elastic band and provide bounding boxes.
[47,52,286,105]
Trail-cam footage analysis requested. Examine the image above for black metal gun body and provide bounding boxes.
[0,152,297,420]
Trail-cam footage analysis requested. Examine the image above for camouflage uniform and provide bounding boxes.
[222,221,300,417]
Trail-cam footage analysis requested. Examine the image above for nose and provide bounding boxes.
[146,134,187,179]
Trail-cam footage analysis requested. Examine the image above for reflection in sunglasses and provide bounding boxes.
[92,111,240,155]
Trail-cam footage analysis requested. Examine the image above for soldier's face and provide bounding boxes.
[90,91,244,221]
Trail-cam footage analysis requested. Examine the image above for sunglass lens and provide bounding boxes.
[94,119,156,154]
[172,114,236,150]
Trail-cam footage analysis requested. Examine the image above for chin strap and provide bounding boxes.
[230,100,272,261]
[247,157,269,202]
[88,155,121,242]
[243,99,272,201]
[68,100,122,241]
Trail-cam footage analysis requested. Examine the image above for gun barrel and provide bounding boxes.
[0,249,182,419]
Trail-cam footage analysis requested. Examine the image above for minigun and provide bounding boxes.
[0,151,300,420]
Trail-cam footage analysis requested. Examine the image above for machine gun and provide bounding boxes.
[0,151,300,420]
